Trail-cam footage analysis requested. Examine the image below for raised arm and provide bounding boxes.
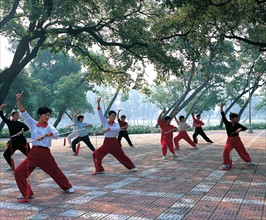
[220,103,225,113]
[0,104,10,123]
[173,110,180,125]
[16,92,26,112]
[117,109,121,121]
[157,108,166,122]
[220,102,228,123]
[97,97,107,125]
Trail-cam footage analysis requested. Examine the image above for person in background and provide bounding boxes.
[92,97,137,175]
[71,111,95,155]
[117,109,134,147]
[0,104,30,170]
[192,112,213,144]
[157,108,178,160]
[173,112,197,150]
[14,91,74,202]
[220,103,253,170]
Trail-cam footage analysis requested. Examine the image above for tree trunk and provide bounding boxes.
[53,105,68,128]
[104,89,120,118]
[0,35,46,104]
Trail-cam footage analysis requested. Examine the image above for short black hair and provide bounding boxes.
[77,115,84,121]
[37,107,52,116]
[179,115,185,121]
[12,111,19,116]
[121,115,126,119]
[229,112,239,120]
[163,116,171,122]
[108,110,116,116]
[196,114,201,118]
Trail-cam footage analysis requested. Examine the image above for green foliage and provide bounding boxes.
[128,125,160,134]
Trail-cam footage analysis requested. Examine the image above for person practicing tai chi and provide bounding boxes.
[158,108,178,160]
[0,104,30,170]
[117,109,134,147]
[173,112,197,150]
[92,97,137,175]
[14,92,74,202]
[220,103,253,170]
[71,111,95,156]
[192,112,213,144]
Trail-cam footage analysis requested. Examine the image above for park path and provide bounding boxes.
[0,130,265,220]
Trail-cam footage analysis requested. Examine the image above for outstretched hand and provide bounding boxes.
[16,91,24,101]
[0,104,7,111]
[97,97,101,103]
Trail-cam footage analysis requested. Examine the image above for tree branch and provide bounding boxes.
[0,0,19,29]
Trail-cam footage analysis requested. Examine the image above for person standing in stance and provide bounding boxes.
[0,104,30,170]
[14,92,74,201]
[192,112,213,144]
[220,103,252,170]
[117,109,134,147]
[92,97,137,175]
[173,113,197,150]
[158,108,178,160]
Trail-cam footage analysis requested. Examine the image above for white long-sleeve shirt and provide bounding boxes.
[176,120,190,131]
[21,111,59,148]
[98,108,120,138]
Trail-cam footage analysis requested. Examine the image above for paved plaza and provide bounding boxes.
[0,130,265,220]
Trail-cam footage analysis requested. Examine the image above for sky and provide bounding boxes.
[0,36,13,69]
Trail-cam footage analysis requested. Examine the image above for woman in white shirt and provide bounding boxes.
[14,92,74,202]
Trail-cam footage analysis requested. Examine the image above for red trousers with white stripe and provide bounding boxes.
[14,146,72,196]
[223,136,251,165]
[174,131,196,149]
[93,138,136,172]
[161,139,175,156]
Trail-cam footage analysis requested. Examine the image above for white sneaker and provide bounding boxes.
[66,187,74,193]
[162,156,166,160]
[246,162,254,165]
[6,166,13,171]
[130,167,138,172]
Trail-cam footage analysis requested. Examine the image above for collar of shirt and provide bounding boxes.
[36,121,48,128]
[108,121,114,126]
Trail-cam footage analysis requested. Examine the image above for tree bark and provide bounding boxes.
[53,105,68,128]
[104,88,120,118]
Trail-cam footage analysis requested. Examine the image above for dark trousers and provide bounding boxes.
[71,136,95,153]
[4,137,30,167]
[118,130,133,147]
[193,127,212,144]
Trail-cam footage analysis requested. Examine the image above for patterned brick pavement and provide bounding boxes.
[0,130,265,220]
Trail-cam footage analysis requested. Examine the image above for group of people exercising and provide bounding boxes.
[0,92,252,202]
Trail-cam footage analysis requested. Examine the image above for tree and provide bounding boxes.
[0,0,184,104]
[161,0,266,51]
[52,73,93,127]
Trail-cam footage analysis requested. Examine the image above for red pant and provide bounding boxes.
[161,139,175,156]
[174,131,196,149]
[93,138,136,172]
[223,136,251,165]
[14,146,72,196]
